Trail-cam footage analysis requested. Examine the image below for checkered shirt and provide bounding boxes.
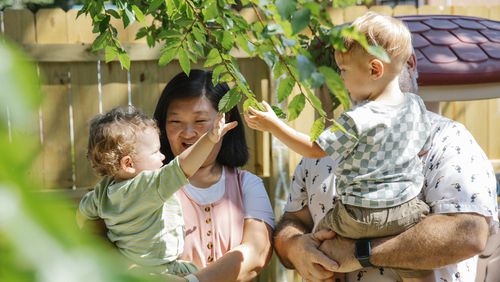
[317,93,431,208]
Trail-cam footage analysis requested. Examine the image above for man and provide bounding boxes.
[273,54,499,282]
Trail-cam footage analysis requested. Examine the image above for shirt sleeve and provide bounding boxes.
[79,190,99,220]
[316,113,359,163]
[284,158,309,212]
[421,119,499,234]
[131,156,189,203]
[241,172,275,229]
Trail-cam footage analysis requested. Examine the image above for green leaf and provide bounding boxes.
[204,48,222,67]
[122,7,135,28]
[296,55,315,82]
[106,9,120,19]
[291,8,311,35]
[91,32,109,52]
[149,0,165,13]
[117,51,130,70]
[178,48,190,75]
[318,66,350,110]
[305,88,325,116]
[104,45,118,63]
[212,65,226,85]
[273,61,287,78]
[287,94,305,121]
[271,105,287,119]
[203,0,219,20]
[131,5,145,24]
[218,88,242,112]
[310,117,325,141]
[242,98,258,112]
[277,76,295,103]
[367,45,390,63]
[159,48,178,66]
[221,30,234,51]
[276,0,296,20]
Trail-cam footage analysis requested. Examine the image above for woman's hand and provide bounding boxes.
[244,101,281,133]
[207,113,238,143]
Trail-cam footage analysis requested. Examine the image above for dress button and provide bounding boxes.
[207,255,213,263]
[204,206,211,212]
[206,218,212,224]
[207,230,212,236]
[207,242,213,249]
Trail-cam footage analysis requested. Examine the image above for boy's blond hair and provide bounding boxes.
[343,11,412,69]
[87,106,158,177]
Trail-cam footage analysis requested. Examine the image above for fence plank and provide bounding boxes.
[327,7,344,25]
[100,62,129,111]
[344,6,368,22]
[369,5,393,16]
[239,58,271,176]
[36,8,68,44]
[70,62,100,189]
[130,61,161,116]
[488,99,500,161]
[67,9,96,44]
[38,63,73,189]
[393,5,417,16]
[490,6,500,20]
[418,5,452,15]
[3,9,36,44]
[452,6,490,17]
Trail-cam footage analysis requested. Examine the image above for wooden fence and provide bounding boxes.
[2,3,500,192]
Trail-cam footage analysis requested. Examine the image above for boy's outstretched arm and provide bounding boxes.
[178,113,237,177]
[244,101,326,159]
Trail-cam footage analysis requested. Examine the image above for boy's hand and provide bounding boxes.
[207,113,238,143]
[244,101,280,133]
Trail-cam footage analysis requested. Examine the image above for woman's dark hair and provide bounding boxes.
[154,69,248,168]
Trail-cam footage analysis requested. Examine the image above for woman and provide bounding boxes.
[153,69,275,282]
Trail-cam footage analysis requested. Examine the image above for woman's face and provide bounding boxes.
[165,95,222,165]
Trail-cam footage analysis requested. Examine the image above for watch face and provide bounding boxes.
[355,239,371,258]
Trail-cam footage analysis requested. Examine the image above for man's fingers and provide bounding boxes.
[309,262,336,280]
[313,251,339,272]
[313,229,337,241]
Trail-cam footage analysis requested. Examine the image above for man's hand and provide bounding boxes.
[288,229,339,281]
[318,234,363,273]
[244,101,281,133]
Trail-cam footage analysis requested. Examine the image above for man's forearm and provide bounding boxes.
[274,210,315,268]
[370,213,489,269]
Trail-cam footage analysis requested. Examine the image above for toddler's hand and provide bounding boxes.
[244,101,280,133]
[208,113,238,143]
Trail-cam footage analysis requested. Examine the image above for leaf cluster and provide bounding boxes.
[79,0,386,140]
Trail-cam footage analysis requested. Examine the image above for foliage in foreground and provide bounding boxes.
[0,37,183,282]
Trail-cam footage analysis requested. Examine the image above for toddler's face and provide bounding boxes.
[132,126,165,173]
[334,50,372,102]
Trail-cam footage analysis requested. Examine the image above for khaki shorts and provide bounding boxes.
[318,197,432,278]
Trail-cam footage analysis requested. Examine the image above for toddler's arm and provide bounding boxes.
[178,113,237,177]
[244,101,326,158]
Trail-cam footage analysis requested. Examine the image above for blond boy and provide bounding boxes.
[77,107,236,276]
[245,12,432,280]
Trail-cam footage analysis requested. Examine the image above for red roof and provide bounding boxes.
[397,15,500,86]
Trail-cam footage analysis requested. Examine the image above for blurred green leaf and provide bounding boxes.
[310,117,325,141]
[179,48,191,75]
[276,0,296,20]
[271,105,287,119]
[277,76,295,103]
[291,8,310,35]
[204,48,222,67]
[287,94,305,121]
[218,88,242,112]
[318,66,350,111]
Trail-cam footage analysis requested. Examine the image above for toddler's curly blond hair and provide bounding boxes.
[87,106,158,177]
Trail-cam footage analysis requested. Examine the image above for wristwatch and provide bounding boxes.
[355,238,373,268]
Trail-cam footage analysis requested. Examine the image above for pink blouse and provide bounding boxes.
[176,167,245,268]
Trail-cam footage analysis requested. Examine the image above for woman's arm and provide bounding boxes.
[194,219,273,282]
